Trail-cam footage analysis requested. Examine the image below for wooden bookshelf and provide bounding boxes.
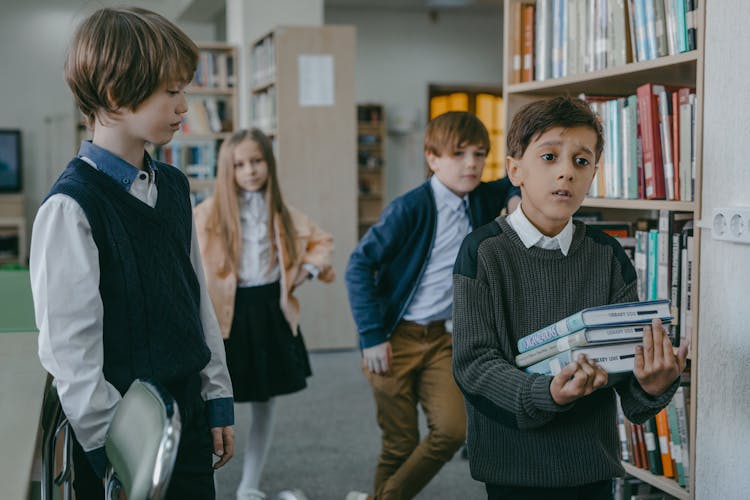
[357,104,386,238]
[503,1,705,497]
[248,25,357,350]
[153,43,238,205]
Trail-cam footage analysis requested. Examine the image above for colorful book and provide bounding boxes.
[517,299,671,353]
[515,322,671,368]
[524,341,642,376]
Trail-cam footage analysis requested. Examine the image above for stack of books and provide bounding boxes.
[517,299,672,376]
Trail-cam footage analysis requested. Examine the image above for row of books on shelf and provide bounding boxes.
[154,141,217,179]
[579,210,695,345]
[250,35,276,88]
[194,50,235,89]
[613,476,682,500]
[182,97,233,135]
[583,83,696,201]
[251,89,277,133]
[511,0,698,83]
[617,375,691,489]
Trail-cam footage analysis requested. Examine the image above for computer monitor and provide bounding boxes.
[0,129,22,192]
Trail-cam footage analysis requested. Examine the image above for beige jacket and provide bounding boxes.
[194,197,335,338]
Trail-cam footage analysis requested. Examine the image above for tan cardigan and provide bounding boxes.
[194,197,335,338]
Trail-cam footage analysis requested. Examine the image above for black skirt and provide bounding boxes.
[224,282,312,402]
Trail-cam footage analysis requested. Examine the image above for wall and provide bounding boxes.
[325,6,503,201]
[695,1,750,498]
[0,0,216,240]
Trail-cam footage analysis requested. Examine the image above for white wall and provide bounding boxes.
[695,1,750,498]
[0,0,216,236]
[325,6,503,200]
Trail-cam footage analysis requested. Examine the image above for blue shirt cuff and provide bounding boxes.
[86,446,108,479]
[206,397,234,428]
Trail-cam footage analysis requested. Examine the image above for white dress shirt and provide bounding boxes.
[237,191,281,286]
[506,202,575,255]
[403,175,472,324]
[30,143,233,455]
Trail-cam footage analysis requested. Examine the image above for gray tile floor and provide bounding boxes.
[214,349,485,500]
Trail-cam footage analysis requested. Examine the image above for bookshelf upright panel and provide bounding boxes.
[249,26,358,350]
[502,1,705,498]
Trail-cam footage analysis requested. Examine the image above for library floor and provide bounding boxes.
[213,349,484,500]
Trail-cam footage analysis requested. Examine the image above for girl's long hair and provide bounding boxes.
[207,128,298,277]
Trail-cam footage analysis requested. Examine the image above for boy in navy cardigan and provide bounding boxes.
[345,111,520,499]
[30,7,233,499]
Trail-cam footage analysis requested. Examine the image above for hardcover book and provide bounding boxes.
[517,299,671,353]
[524,341,642,376]
[515,322,672,368]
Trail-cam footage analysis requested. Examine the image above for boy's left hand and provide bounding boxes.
[211,425,234,469]
[634,318,689,397]
[292,268,312,288]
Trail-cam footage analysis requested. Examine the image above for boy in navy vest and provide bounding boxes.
[29,7,234,499]
[345,112,520,499]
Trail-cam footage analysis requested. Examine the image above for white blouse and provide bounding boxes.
[237,190,281,287]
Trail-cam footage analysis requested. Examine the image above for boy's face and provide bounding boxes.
[115,82,188,147]
[507,126,597,236]
[425,143,487,197]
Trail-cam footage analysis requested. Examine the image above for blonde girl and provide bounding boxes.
[194,129,335,500]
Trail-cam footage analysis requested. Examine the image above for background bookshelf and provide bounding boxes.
[357,103,385,238]
[154,43,238,205]
[428,84,506,181]
[248,25,357,350]
[502,1,704,498]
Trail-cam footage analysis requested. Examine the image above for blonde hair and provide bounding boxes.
[208,129,298,276]
[65,6,198,127]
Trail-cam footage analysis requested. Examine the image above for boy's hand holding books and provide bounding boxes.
[633,318,689,396]
[549,354,609,405]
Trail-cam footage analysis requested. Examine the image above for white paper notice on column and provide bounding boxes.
[298,54,335,107]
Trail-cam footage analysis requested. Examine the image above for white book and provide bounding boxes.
[525,341,642,375]
[516,322,671,367]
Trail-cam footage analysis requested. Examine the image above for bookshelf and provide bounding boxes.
[248,25,358,350]
[154,43,238,205]
[502,1,704,498]
[357,103,385,238]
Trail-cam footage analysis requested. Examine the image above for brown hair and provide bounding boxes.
[506,95,604,161]
[424,111,491,156]
[65,6,198,127]
[208,129,298,276]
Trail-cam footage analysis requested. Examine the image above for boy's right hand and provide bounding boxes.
[363,341,392,374]
[549,354,608,405]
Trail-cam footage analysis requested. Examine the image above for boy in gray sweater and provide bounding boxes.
[451,96,688,500]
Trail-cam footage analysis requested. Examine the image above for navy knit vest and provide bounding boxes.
[47,158,211,395]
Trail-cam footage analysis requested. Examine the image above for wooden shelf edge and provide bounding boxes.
[581,198,696,211]
[622,462,689,499]
[507,52,698,95]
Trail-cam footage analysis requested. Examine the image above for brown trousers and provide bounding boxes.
[364,321,467,500]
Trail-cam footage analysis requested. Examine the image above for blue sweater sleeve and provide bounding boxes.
[345,201,409,348]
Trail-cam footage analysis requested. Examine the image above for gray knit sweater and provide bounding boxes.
[452,216,678,487]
